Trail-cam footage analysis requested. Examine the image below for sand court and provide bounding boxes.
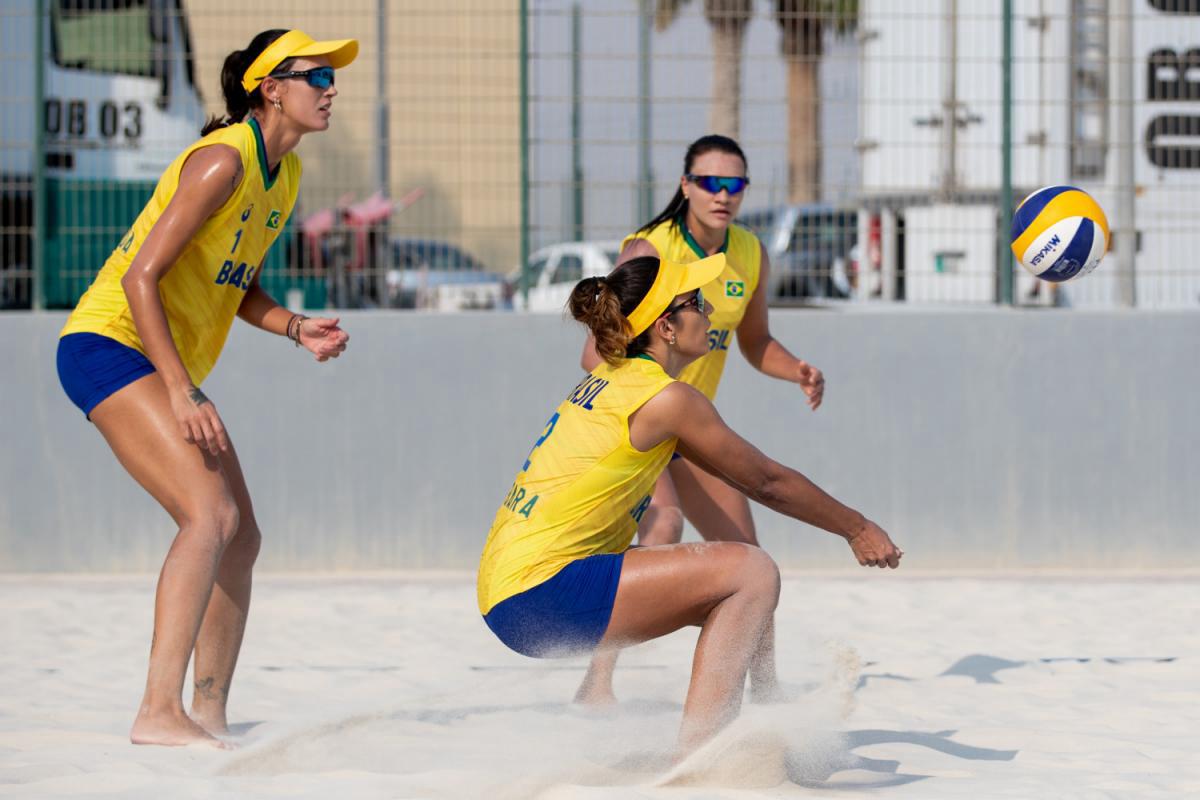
[2,573,1196,798]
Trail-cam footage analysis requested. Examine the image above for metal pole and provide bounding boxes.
[637,0,653,223]
[519,0,531,303]
[998,0,1014,305]
[32,0,47,311]
[375,0,390,307]
[941,0,958,197]
[570,3,583,242]
[1113,0,1136,307]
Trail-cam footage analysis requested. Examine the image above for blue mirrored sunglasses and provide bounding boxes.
[263,66,335,90]
[686,174,749,195]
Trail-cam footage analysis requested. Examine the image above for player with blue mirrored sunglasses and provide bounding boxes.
[685,174,750,195]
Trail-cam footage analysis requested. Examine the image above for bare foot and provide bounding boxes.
[573,683,618,708]
[190,708,230,737]
[130,708,231,748]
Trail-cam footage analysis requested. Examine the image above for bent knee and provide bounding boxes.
[724,543,781,600]
[225,521,262,566]
[179,497,241,548]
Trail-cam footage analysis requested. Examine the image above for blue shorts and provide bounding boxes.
[57,333,156,417]
[483,552,625,658]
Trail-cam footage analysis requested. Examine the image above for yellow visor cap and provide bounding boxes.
[625,253,726,338]
[242,30,359,94]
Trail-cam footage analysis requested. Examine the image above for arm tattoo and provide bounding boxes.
[189,387,210,406]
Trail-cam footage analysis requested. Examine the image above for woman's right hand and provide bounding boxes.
[170,384,229,455]
[846,520,903,569]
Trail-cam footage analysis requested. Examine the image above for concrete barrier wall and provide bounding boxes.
[3,310,1198,572]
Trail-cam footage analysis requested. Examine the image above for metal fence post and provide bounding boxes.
[637,0,653,225]
[33,0,47,311]
[571,2,583,242]
[1113,0,1136,308]
[998,0,1014,306]
[519,0,531,304]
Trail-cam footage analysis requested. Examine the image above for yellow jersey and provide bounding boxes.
[61,119,301,385]
[477,356,677,614]
[622,218,761,400]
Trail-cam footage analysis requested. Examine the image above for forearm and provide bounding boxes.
[752,463,866,539]
[121,273,194,390]
[742,336,808,383]
[237,284,293,337]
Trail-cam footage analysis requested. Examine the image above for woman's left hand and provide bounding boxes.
[797,361,825,410]
[299,316,349,362]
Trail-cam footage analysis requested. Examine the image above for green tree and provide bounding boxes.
[775,0,858,203]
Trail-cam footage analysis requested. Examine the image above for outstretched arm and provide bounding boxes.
[632,383,901,567]
[736,244,825,410]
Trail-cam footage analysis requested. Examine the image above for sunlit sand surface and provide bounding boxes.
[2,573,1196,798]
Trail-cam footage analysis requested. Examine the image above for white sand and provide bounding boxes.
[1,573,1197,799]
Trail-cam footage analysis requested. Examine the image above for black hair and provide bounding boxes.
[637,134,748,235]
[568,256,662,365]
[201,29,293,136]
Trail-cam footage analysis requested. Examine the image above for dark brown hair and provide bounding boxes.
[201,29,293,136]
[568,256,661,365]
[638,134,747,235]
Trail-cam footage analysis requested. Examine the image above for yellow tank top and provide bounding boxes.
[60,119,301,386]
[477,356,677,614]
[622,218,761,400]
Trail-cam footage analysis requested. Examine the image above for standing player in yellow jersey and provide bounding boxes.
[576,135,825,705]
[56,30,357,747]
[478,253,901,755]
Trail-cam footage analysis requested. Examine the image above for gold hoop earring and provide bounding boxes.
[273,98,282,112]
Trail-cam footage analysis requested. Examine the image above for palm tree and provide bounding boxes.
[775,0,858,204]
[654,0,755,140]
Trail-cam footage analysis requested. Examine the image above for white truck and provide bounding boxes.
[857,0,1200,308]
[2,0,205,307]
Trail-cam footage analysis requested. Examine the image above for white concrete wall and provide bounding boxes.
[3,309,1198,572]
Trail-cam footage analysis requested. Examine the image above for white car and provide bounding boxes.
[509,241,623,312]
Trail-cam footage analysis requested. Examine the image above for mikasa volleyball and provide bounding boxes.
[1010,185,1110,282]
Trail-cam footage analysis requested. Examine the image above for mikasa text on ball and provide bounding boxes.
[1010,185,1110,282]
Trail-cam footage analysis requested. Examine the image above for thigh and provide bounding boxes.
[89,373,234,524]
[670,457,758,545]
[600,541,771,648]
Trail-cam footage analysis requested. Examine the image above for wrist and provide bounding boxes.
[838,510,869,541]
[165,374,194,393]
[286,313,309,346]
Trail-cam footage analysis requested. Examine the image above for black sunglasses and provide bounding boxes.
[262,66,335,90]
[685,174,750,195]
[661,288,706,317]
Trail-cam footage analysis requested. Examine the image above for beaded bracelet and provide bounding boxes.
[287,313,309,347]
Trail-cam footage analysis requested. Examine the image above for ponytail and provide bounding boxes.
[201,29,290,136]
[568,258,661,365]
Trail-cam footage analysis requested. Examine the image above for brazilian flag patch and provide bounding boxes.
[725,280,745,298]
[266,210,282,230]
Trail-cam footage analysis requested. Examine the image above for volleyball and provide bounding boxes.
[1010,185,1110,282]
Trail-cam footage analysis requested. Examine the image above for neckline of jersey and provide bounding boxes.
[677,214,729,260]
[247,117,281,190]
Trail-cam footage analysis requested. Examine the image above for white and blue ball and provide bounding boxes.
[1010,185,1110,282]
